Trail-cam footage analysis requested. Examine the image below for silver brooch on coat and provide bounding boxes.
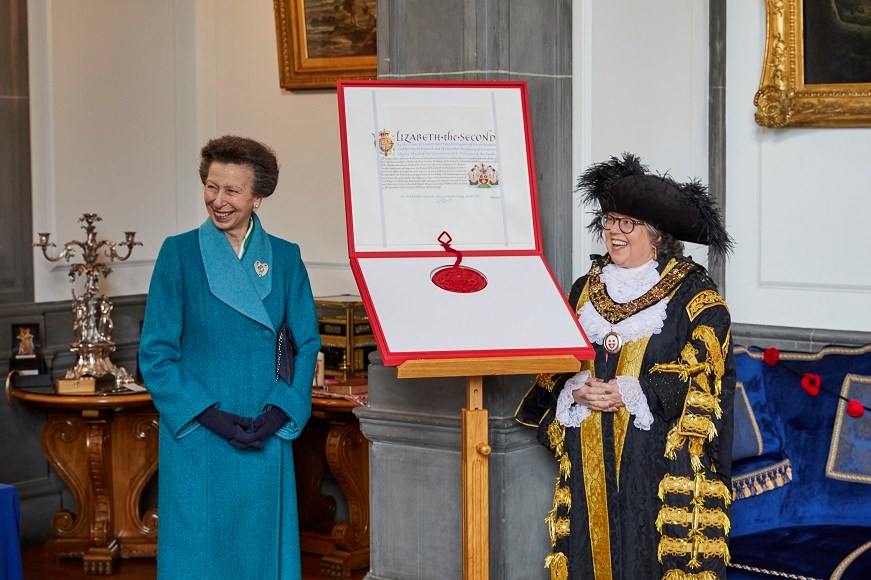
[254,261,269,277]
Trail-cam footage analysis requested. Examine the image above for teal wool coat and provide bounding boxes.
[139,215,320,579]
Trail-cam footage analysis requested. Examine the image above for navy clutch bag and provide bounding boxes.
[276,323,298,384]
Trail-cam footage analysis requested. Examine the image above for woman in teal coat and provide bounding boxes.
[139,135,321,579]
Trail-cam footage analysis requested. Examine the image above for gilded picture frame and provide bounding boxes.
[274,0,377,90]
[755,0,871,128]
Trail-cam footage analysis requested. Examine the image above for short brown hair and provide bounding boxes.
[199,135,280,198]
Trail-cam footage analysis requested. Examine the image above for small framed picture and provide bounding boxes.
[11,323,45,375]
[12,323,41,359]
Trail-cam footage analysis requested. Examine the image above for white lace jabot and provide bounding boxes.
[579,259,669,345]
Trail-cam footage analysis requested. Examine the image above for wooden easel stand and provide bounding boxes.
[398,356,580,580]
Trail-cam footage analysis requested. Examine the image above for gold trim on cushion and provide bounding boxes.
[734,383,764,457]
[663,570,720,580]
[826,374,871,485]
[686,289,728,322]
[832,540,871,580]
[581,412,612,580]
[729,562,816,579]
[735,344,871,361]
[731,458,793,500]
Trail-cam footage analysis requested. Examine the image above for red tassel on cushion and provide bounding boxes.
[763,347,780,366]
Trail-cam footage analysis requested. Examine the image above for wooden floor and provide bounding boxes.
[21,546,367,580]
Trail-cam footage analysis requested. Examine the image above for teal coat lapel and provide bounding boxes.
[199,215,274,331]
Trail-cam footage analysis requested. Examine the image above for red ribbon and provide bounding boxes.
[438,231,463,268]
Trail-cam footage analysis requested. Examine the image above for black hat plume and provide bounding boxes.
[577,153,733,263]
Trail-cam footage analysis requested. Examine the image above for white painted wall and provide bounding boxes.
[29,0,356,303]
[572,0,710,279]
[726,2,871,331]
[30,1,870,331]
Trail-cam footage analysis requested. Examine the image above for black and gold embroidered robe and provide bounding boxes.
[516,256,735,580]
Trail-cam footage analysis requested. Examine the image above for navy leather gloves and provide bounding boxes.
[232,407,289,450]
[197,406,288,450]
[197,407,252,442]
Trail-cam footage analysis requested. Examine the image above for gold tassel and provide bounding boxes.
[545,506,557,547]
[547,419,565,457]
[559,454,571,480]
[544,552,568,580]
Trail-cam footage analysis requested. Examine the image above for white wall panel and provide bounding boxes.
[573,0,709,278]
[203,0,355,295]
[29,0,196,302]
[29,0,358,302]
[726,1,871,331]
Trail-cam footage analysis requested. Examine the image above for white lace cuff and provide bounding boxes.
[616,376,654,431]
[555,370,592,428]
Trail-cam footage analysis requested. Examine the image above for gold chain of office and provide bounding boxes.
[585,260,697,324]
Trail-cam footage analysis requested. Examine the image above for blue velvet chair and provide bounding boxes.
[0,483,24,580]
[729,345,871,579]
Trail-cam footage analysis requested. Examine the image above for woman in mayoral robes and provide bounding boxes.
[516,153,736,580]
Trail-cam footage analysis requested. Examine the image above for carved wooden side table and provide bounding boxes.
[10,385,158,575]
[294,393,369,578]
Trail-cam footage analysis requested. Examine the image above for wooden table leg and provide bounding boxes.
[41,412,120,574]
[462,376,490,580]
[41,410,159,574]
[111,412,159,558]
[320,421,370,578]
[42,415,92,558]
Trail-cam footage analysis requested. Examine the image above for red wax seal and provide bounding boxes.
[431,266,488,293]
[431,231,487,293]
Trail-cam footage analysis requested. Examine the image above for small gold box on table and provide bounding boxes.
[323,378,368,395]
[315,294,376,382]
[55,377,97,394]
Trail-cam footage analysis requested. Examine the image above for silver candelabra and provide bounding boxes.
[34,213,142,382]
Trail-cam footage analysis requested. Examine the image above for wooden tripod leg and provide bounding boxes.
[462,376,490,580]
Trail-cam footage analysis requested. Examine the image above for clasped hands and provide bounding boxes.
[197,406,288,450]
[572,378,625,413]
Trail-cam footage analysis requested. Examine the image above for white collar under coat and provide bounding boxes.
[579,259,669,345]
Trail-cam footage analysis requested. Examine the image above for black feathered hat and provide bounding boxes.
[577,153,733,262]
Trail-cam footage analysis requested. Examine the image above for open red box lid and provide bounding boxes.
[338,80,593,367]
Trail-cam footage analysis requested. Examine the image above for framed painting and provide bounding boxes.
[755,0,871,127]
[274,0,377,90]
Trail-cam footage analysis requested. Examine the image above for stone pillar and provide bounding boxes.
[377,0,573,288]
[357,356,554,579]
[358,3,572,578]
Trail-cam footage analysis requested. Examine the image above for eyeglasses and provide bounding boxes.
[599,214,646,234]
